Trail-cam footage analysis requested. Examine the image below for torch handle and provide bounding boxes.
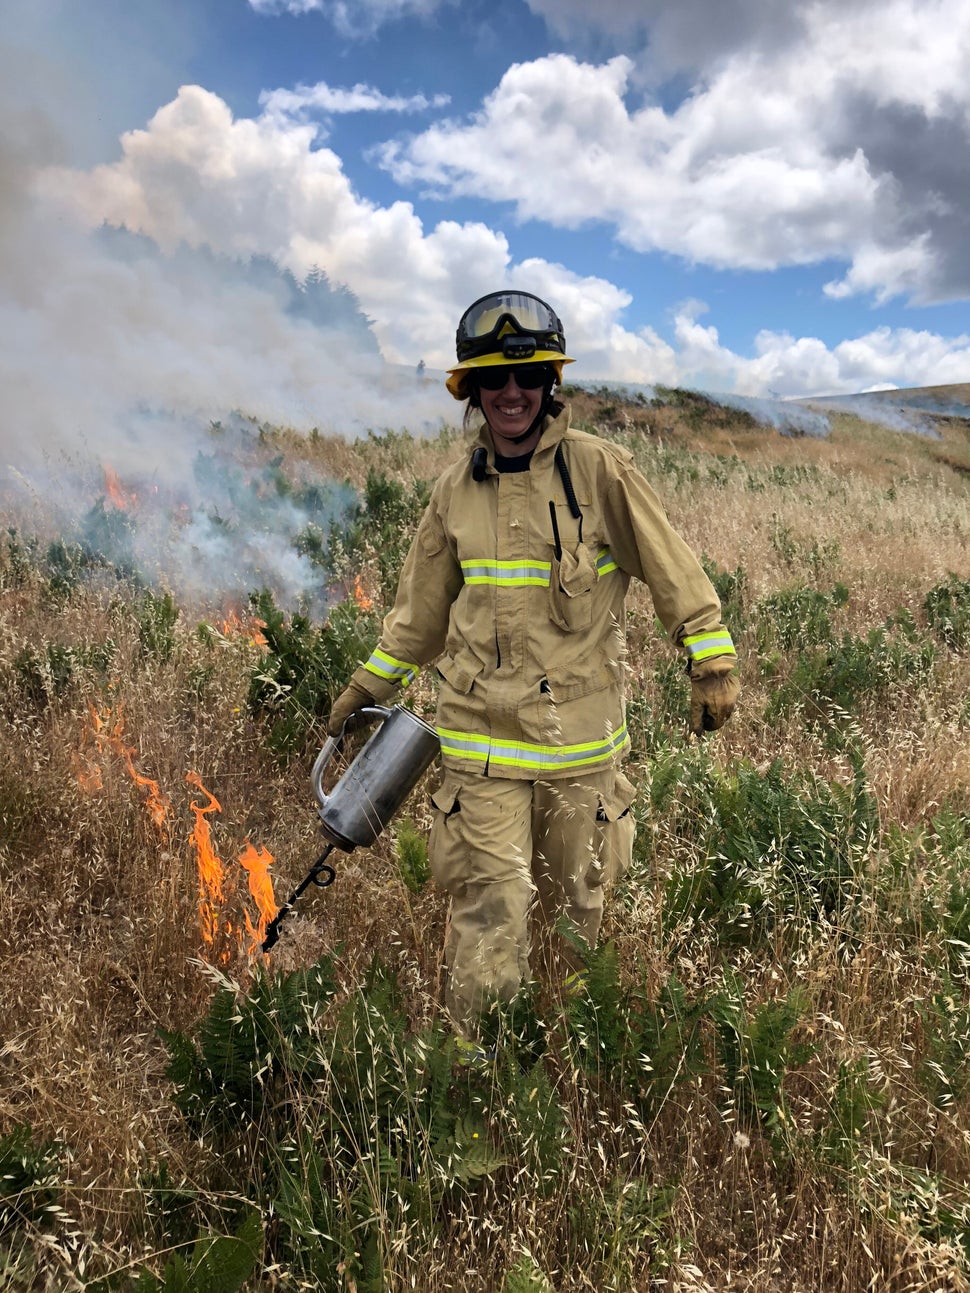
[261,843,337,953]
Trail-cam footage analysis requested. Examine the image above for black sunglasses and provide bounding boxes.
[473,364,554,392]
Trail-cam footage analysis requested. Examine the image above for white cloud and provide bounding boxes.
[35,82,970,399]
[377,52,887,269]
[379,0,970,304]
[259,81,449,122]
[36,83,671,378]
[662,304,970,398]
[248,0,453,37]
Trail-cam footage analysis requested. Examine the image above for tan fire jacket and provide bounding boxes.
[351,403,735,779]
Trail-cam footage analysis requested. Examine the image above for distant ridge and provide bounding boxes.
[798,381,970,419]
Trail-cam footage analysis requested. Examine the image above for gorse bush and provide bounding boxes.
[340,468,431,603]
[764,622,936,724]
[247,589,379,760]
[648,747,877,948]
[923,572,970,650]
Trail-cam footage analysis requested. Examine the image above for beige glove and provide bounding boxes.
[326,677,378,736]
[689,655,740,736]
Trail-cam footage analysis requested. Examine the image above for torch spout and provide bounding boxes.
[261,843,337,952]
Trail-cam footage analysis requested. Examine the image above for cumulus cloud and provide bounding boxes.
[36,78,970,399]
[379,0,970,305]
[248,0,453,37]
[36,83,674,377]
[661,302,970,398]
[378,53,888,269]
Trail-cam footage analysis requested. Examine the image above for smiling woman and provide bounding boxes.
[326,287,740,1042]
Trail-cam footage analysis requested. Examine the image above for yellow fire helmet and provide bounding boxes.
[445,290,575,400]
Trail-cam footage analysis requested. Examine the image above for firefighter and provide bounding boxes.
[328,290,739,1043]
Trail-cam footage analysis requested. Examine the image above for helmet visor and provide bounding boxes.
[456,291,565,361]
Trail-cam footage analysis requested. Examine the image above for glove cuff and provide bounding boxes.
[689,653,737,681]
[351,664,403,706]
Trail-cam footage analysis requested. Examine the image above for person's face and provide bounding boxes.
[479,368,545,448]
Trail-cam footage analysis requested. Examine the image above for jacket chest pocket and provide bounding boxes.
[548,541,596,633]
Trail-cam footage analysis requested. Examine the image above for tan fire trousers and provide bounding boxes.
[428,766,636,1034]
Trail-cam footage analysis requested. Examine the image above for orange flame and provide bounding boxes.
[239,841,278,957]
[185,771,233,957]
[352,574,374,612]
[216,610,268,648]
[121,748,172,835]
[79,703,171,836]
[73,756,103,794]
[103,464,138,511]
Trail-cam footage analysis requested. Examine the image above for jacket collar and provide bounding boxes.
[472,402,572,473]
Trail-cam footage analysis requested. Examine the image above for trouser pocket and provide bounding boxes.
[594,769,637,888]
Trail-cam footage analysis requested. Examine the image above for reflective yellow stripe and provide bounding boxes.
[596,547,618,576]
[683,630,736,662]
[364,648,418,687]
[461,558,551,586]
[437,722,629,771]
[460,548,619,586]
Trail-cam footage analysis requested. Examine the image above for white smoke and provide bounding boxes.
[0,26,456,613]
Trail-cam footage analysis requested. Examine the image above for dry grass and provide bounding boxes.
[1,387,969,1290]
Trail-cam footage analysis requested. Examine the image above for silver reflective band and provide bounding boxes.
[437,721,629,772]
[460,547,618,587]
[683,631,736,662]
[364,649,418,687]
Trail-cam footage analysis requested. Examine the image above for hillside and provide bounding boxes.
[1,387,969,1291]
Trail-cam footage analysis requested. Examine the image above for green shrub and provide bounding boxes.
[764,623,936,724]
[814,1059,885,1171]
[755,581,848,653]
[137,589,180,662]
[924,573,970,650]
[702,555,748,635]
[128,1211,262,1293]
[713,976,813,1149]
[654,749,877,946]
[563,941,711,1113]
[11,638,115,710]
[247,590,380,760]
[566,1173,681,1289]
[0,529,40,589]
[918,979,970,1110]
[0,1125,63,1235]
[340,468,431,603]
[395,818,431,893]
[161,955,569,1290]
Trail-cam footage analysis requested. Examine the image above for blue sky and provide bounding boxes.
[5,0,970,435]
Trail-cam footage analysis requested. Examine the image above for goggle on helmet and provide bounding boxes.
[446,290,575,400]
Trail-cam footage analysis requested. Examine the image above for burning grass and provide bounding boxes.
[1,390,969,1290]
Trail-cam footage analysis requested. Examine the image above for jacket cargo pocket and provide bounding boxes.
[548,542,596,633]
[436,653,483,695]
[594,769,636,888]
